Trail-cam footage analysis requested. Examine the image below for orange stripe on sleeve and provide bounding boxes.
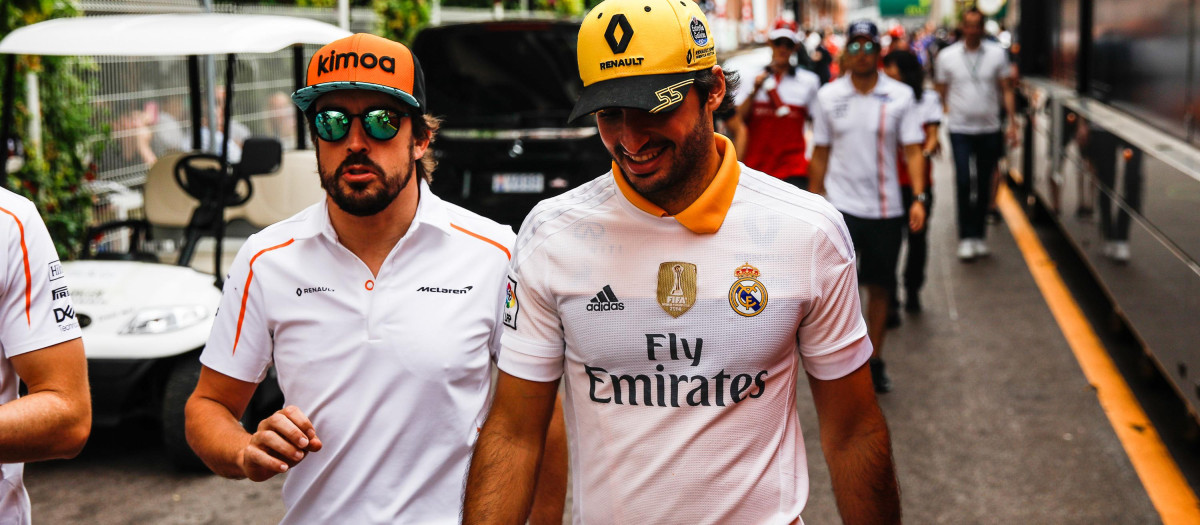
[0,207,31,326]
[450,223,511,260]
[232,238,294,355]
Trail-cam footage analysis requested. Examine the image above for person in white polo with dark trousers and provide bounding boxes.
[935,7,1017,261]
[809,20,927,393]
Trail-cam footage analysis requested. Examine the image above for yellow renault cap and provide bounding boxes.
[568,0,717,122]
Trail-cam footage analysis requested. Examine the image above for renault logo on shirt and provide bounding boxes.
[296,286,336,297]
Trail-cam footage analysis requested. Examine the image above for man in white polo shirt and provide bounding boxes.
[809,20,927,393]
[935,7,1016,260]
[184,34,565,524]
[0,188,91,524]
[464,2,900,523]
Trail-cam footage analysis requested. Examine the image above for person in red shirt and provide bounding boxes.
[736,21,822,190]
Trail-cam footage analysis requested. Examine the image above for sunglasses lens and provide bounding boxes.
[315,110,350,141]
[849,43,861,54]
[364,109,401,140]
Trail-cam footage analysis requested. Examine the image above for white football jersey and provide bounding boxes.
[498,136,872,524]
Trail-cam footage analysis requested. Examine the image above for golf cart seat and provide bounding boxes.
[143,143,323,229]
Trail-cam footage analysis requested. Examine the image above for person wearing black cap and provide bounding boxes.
[464,2,900,523]
[809,20,928,394]
[184,33,565,524]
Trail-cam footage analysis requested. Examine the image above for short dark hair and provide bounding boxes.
[305,104,441,183]
[961,7,984,26]
[694,67,740,117]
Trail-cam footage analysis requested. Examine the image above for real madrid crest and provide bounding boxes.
[657,262,697,318]
[729,263,767,317]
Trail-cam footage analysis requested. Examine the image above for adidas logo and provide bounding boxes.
[586,285,625,312]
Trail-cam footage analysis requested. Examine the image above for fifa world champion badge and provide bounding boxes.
[729,263,767,317]
[657,262,697,318]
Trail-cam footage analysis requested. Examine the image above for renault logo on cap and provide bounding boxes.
[605,14,634,54]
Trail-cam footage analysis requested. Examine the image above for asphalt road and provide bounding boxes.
[26,419,285,524]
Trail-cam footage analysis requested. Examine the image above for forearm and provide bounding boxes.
[823,417,901,525]
[185,394,253,479]
[463,373,559,524]
[905,146,926,196]
[463,415,549,523]
[1003,82,1017,124]
[0,388,90,462]
[0,339,91,462]
[809,147,830,195]
[528,395,568,525]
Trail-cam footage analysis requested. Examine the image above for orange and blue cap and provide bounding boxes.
[292,33,426,114]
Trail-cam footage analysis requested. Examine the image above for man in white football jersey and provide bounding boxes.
[463,1,900,523]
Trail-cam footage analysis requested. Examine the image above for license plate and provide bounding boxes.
[492,173,544,194]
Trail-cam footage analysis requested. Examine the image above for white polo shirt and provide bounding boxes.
[498,135,872,524]
[200,180,514,524]
[0,188,82,525]
[934,41,1011,134]
[813,74,925,219]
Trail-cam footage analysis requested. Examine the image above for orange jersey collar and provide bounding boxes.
[611,133,739,234]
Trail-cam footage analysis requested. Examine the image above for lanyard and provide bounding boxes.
[963,48,983,84]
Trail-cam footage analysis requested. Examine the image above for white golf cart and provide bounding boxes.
[0,14,346,469]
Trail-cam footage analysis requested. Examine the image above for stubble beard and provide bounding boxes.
[619,110,712,204]
[319,141,415,217]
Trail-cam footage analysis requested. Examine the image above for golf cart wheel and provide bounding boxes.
[162,357,207,472]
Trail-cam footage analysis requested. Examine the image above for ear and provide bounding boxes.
[411,117,432,160]
[706,66,727,113]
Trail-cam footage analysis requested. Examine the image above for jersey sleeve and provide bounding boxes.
[934,51,950,84]
[199,238,273,384]
[899,94,926,146]
[812,90,833,146]
[995,47,1013,80]
[496,238,565,382]
[797,219,872,380]
[0,202,81,359]
[923,91,944,124]
[487,231,518,363]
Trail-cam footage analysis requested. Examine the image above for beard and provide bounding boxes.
[319,143,414,217]
[619,109,712,199]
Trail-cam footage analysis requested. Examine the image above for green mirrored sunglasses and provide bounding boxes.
[313,108,406,142]
[847,42,878,55]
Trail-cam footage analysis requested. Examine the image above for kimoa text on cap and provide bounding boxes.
[317,50,396,76]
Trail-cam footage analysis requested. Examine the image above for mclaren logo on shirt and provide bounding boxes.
[416,285,474,294]
[586,285,624,311]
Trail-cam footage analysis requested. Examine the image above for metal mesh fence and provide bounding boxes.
[75,2,378,232]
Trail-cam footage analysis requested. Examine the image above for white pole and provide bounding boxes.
[339,0,350,30]
[25,72,41,162]
[432,0,442,26]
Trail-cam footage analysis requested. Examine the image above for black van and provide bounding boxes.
[413,20,613,228]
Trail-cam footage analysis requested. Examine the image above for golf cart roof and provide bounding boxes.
[0,13,351,56]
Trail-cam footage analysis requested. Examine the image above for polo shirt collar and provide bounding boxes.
[611,133,740,234]
[303,178,455,243]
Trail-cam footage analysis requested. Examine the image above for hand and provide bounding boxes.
[754,71,769,92]
[239,405,323,481]
[908,201,926,233]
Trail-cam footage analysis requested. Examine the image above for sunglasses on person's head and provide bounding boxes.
[313,108,407,142]
[846,41,878,55]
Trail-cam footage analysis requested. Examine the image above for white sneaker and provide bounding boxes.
[1109,241,1130,262]
[958,240,976,260]
[972,238,990,257]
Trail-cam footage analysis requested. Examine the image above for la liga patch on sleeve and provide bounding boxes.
[502,276,520,329]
